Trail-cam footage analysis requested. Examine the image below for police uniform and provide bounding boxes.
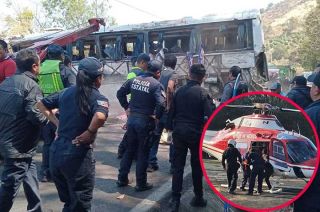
[167,65,215,208]
[222,141,242,193]
[40,44,76,182]
[247,150,265,195]
[42,58,109,211]
[117,54,150,159]
[294,72,320,212]
[116,61,165,191]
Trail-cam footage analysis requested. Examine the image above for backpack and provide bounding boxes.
[229,80,248,97]
[39,60,64,96]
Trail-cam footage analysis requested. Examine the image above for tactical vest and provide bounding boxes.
[39,60,64,96]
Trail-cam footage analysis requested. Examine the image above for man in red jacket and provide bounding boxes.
[0,40,16,83]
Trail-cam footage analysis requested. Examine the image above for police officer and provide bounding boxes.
[39,44,77,182]
[240,148,251,191]
[117,53,151,159]
[36,57,109,211]
[220,66,242,103]
[247,148,265,195]
[263,149,273,191]
[148,54,178,172]
[286,76,312,109]
[0,49,47,212]
[222,140,242,194]
[167,64,215,211]
[116,60,165,191]
[294,71,320,212]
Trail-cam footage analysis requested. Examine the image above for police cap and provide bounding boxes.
[308,71,320,87]
[78,57,103,80]
[269,82,281,90]
[290,76,307,86]
[148,60,162,73]
[190,64,206,76]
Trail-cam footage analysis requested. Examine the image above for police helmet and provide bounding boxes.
[228,139,236,147]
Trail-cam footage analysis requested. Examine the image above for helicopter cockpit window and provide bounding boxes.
[273,141,286,161]
[287,141,317,163]
[240,118,285,130]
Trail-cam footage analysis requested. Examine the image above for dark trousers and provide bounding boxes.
[41,122,56,176]
[226,166,238,192]
[148,120,165,167]
[118,131,128,157]
[0,157,42,212]
[249,168,264,193]
[172,133,203,200]
[50,139,95,212]
[169,143,175,168]
[241,166,251,188]
[118,116,154,186]
[264,173,272,190]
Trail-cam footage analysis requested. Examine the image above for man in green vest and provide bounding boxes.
[39,44,76,182]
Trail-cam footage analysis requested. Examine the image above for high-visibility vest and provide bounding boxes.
[39,60,64,96]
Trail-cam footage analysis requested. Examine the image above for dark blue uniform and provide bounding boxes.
[294,100,320,212]
[222,147,242,192]
[117,72,165,188]
[42,86,109,211]
[167,80,215,201]
[248,151,265,194]
[40,63,76,181]
[286,86,312,109]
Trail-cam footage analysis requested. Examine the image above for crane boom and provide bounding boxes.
[27,18,106,61]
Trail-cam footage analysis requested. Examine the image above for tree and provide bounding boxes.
[3,0,35,37]
[42,0,115,29]
[298,1,320,70]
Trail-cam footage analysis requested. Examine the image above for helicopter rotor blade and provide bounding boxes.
[279,108,301,112]
[225,105,255,109]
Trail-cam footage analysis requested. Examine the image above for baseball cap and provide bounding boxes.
[290,76,307,86]
[78,57,103,79]
[190,64,206,75]
[269,82,281,90]
[308,71,320,87]
[148,60,162,73]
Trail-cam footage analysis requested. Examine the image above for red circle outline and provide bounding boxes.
[199,91,320,212]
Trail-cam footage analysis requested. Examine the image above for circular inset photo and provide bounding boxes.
[200,92,319,211]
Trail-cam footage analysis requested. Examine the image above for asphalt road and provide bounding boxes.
[0,78,233,212]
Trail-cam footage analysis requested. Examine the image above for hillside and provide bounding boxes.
[261,0,317,68]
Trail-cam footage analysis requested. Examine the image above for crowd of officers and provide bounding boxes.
[222,140,273,195]
[0,36,319,212]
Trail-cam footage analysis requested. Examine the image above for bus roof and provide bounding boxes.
[95,9,261,34]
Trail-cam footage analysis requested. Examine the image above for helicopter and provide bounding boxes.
[202,103,317,179]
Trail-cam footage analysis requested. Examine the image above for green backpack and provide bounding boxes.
[39,60,64,96]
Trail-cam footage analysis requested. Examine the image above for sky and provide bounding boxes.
[0,0,283,30]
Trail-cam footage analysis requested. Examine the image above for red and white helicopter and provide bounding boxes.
[202,103,317,179]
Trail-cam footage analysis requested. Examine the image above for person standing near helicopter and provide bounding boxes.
[247,148,265,195]
[222,139,242,194]
[240,148,251,191]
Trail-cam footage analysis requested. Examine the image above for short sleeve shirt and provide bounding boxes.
[42,86,109,140]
